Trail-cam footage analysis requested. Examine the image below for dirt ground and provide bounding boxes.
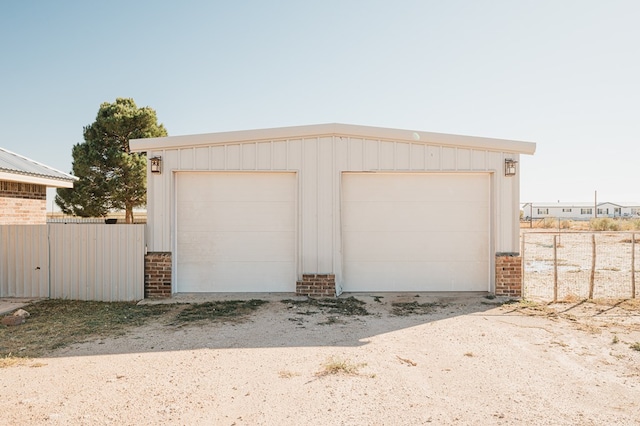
[1,293,640,425]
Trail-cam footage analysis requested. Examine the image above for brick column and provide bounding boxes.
[296,274,336,297]
[495,253,522,297]
[145,252,172,298]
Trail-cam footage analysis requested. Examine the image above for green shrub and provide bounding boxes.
[590,218,620,231]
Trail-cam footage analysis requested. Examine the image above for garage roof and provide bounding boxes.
[130,123,537,155]
[0,147,77,188]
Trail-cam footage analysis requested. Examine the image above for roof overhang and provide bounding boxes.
[0,170,76,188]
[131,123,537,155]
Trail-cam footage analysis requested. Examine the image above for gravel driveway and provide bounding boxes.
[2,293,639,425]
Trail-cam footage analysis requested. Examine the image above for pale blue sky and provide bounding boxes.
[1,1,638,207]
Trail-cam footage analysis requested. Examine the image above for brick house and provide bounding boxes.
[0,147,77,225]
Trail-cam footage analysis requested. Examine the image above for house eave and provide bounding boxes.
[0,170,76,188]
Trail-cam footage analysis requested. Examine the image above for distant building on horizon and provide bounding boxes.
[522,202,640,221]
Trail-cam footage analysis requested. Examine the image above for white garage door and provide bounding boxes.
[342,173,490,292]
[176,172,296,292]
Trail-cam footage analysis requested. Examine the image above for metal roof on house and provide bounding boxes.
[130,123,537,155]
[0,147,77,188]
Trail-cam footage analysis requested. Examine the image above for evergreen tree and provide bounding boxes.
[56,98,167,223]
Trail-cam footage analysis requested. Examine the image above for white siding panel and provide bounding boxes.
[301,139,319,273]
[379,141,394,170]
[242,143,257,170]
[273,141,288,170]
[396,142,411,170]
[348,137,364,170]
[427,146,440,170]
[410,144,425,170]
[457,148,471,170]
[0,225,49,297]
[195,147,209,169]
[442,147,456,170]
[211,145,225,169]
[179,148,194,169]
[287,139,302,170]
[364,139,379,170]
[257,142,271,170]
[472,149,487,170]
[226,145,241,169]
[317,137,334,272]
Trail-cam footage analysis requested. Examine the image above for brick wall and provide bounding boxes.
[296,274,336,297]
[0,181,47,225]
[145,252,172,298]
[495,254,522,297]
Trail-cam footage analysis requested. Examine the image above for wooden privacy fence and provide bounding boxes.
[522,232,638,301]
[0,224,145,301]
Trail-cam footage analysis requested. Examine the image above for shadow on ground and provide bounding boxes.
[2,292,511,358]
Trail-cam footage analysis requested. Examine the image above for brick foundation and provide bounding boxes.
[296,274,336,297]
[145,252,172,298]
[495,253,522,297]
[0,181,47,225]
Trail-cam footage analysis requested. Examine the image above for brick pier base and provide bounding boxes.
[296,274,336,297]
[495,253,522,297]
[145,252,172,298]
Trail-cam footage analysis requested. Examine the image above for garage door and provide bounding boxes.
[176,172,296,292]
[342,173,489,292]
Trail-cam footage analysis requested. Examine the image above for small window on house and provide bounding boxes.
[562,208,572,212]
[581,208,592,215]
[597,208,608,215]
[537,208,549,215]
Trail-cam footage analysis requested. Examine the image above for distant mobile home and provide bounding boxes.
[522,202,640,221]
[131,123,536,297]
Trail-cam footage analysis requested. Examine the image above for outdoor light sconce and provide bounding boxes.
[150,156,162,174]
[504,158,517,177]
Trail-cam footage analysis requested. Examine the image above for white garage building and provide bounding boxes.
[131,124,535,297]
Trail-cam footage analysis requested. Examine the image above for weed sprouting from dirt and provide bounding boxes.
[0,300,174,359]
[390,301,446,316]
[278,370,300,378]
[630,342,640,352]
[316,356,366,377]
[282,297,369,316]
[173,300,268,324]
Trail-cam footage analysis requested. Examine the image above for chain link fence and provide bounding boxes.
[522,231,638,301]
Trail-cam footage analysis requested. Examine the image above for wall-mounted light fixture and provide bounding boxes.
[504,158,517,176]
[150,156,162,174]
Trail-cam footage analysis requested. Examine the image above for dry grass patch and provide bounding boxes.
[282,297,369,316]
[390,301,446,316]
[0,299,270,359]
[0,300,175,358]
[278,370,301,378]
[172,300,268,324]
[316,356,367,377]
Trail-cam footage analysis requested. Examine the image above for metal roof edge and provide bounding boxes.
[0,147,77,182]
[130,123,537,155]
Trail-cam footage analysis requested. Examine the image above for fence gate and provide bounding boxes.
[0,224,145,301]
[522,232,638,301]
